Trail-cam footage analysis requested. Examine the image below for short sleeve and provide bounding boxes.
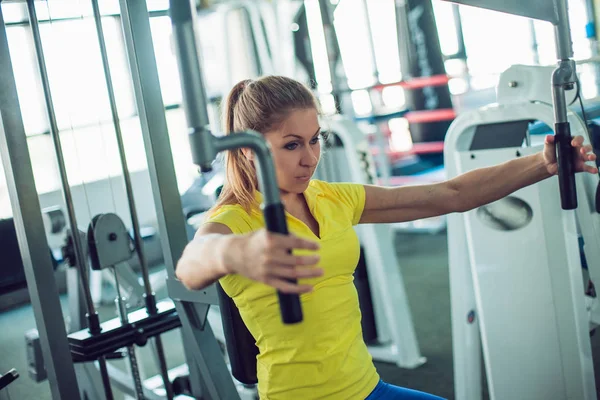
[204,205,255,235]
[326,182,366,226]
[204,206,257,298]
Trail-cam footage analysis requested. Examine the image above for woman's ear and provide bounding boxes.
[241,148,254,162]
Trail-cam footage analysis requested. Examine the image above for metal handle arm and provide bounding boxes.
[170,0,302,324]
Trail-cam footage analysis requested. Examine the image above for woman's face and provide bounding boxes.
[264,108,321,195]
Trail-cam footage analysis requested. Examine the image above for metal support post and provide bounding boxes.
[0,6,80,400]
[118,0,238,397]
[25,1,113,396]
[90,1,174,396]
[169,0,301,323]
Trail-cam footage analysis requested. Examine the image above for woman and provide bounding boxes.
[176,76,598,400]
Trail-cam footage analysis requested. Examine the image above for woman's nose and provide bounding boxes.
[301,146,318,167]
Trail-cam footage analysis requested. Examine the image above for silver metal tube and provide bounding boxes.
[361,0,379,85]
[169,0,301,323]
[169,0,214,171]
[26,0,96,316]
[318,0,343,102]
[27,4,115,397]
[552,60,577,123]
[215,132,280,205]
[555,0,574,60]
[120,0,240,395]
[394,0,412,78]
[119,0,190,281]
[0,6,81,398]
[90,0,153,295]
[91,6,174,397]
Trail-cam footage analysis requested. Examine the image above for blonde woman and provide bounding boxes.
[176,76,597,400]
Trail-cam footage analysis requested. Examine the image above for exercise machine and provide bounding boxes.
[445,63,600,400]
[439,0,598,398]
[0,0,284,398]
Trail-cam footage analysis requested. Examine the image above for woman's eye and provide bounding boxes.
[310,137,319,145]
[285,143,298,150]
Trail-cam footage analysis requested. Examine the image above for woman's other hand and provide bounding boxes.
[543,134,598,175]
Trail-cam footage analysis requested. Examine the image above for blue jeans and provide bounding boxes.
[365,380,446,400]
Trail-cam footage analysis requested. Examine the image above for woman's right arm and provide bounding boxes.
[175,222,323,293]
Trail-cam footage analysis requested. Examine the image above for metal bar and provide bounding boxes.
[118,0,189,280]
[90,3,174,397]
[91,0,153,301]
[452,4,467,59]
[26,2,113,396]
[438,0,559,24]
[118,0,239,397]
[394,0,413,78]
[169,0,213,170]
[25,0,97,318]
[595,0,600,41]
[318,0,344,111]
[555,0,574,60]
[0,6,80,399]
[168,0,282,207]
[361,0,381,85]
[240,7,262,76]
[530,19,540,65]
[171,0,301,323]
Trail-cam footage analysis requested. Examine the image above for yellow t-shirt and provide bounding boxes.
[206,179,380,400]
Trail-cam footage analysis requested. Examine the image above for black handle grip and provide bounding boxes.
[555,122,578,210]
[262,203,303,324]
[0,369,19,390]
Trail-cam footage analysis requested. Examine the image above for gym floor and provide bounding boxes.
[1,231,600,399]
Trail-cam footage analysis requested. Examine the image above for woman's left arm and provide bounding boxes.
[360,135,598,224]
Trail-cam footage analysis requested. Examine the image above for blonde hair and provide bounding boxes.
[212,76,320,214]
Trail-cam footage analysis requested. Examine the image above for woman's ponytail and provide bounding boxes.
[223,79,252,133]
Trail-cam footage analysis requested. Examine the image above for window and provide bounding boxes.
[0,1,186,221]
[364,0,401,84]
[5,25,48,136]
[459,5,536,89]
[150,15,182,106]
[432,0,460,57]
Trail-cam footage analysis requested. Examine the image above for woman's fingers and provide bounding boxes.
[579,144,596,161]
[270,264,324,280]
[266,252,320,268]
[253,231,323,292]
[571,135,585,147]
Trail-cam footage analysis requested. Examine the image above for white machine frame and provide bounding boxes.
[445,65,600,400]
